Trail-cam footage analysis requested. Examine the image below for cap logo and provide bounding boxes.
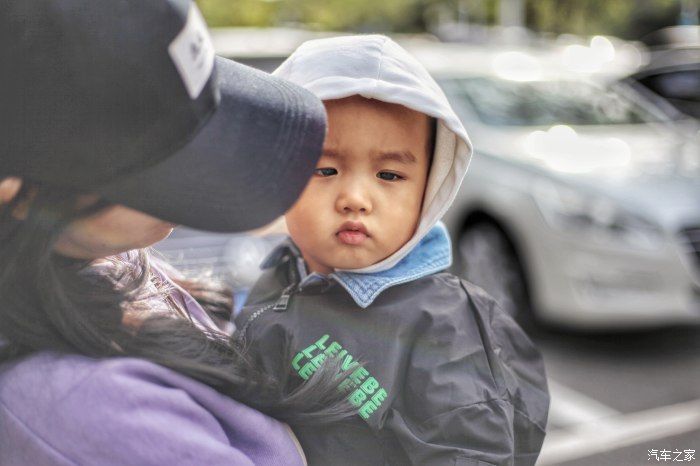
[168,4,215,99]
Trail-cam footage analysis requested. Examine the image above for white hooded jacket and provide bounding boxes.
[274,35,472,273]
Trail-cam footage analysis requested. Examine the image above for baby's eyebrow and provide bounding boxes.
[321,148,416,165]
[322,148,341,158]
[375,151,417,165]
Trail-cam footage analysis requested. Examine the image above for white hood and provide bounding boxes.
[274,35,472,273]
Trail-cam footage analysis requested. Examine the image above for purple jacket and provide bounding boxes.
[0,255,305,466]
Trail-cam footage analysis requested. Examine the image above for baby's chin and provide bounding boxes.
[325,254,386,271]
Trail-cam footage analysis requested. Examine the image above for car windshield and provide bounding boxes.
[442,77,664,126]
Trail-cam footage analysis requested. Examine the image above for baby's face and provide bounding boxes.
[285,96,431,274]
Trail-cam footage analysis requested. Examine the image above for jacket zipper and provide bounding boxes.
[235,282,296,348]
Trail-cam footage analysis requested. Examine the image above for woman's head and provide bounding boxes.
[0,0,352,424]
[1,0,331,347]
[0,0,329,365]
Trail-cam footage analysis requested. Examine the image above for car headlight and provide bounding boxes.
[532,179,665,251]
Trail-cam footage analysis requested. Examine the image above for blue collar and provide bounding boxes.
[261,222,452,308]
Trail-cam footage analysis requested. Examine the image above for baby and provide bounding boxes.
[235,35,549,466]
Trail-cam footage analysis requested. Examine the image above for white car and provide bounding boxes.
[404,41,700,329]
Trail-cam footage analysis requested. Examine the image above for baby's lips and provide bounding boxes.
[337,221,369,236]
[337,230,368,245]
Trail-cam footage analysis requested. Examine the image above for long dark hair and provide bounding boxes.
[0,181,351,424]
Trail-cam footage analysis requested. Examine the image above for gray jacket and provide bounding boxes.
[235,226,549,466]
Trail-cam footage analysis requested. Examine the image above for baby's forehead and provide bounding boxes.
[322,96,436,162]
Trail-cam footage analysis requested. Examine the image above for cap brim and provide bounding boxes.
[98,56,326,232]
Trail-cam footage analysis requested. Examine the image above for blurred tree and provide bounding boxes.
[196,0,690,39]
[524,0,681,38]
[288,0,422,31]
[196,0,280,27]
[196,0,431,30]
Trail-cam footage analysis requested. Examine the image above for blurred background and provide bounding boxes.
[155,1,700,464]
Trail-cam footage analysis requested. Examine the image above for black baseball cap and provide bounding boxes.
[0,0,325,232]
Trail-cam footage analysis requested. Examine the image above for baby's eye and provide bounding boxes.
[315,168,338,177]
[377,172,404,181]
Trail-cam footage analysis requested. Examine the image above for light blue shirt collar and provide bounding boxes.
[262,222,452,308]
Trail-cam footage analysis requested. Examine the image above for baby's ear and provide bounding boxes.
[0,177,22,205]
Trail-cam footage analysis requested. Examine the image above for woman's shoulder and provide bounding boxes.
[0,350,214,405]
[0,351,300,466]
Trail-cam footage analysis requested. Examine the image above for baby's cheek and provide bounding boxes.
[395,197,421,227]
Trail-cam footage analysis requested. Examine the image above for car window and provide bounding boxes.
[441,77,665,126]
[638,69,700,101]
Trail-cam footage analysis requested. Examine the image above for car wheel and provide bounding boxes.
[457,221,534,327]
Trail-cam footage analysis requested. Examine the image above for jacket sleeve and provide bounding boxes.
[383,279,548,466]
[8,361,259,466]
[475,283,549,466]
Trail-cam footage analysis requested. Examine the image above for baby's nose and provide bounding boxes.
[336,183,372,214]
